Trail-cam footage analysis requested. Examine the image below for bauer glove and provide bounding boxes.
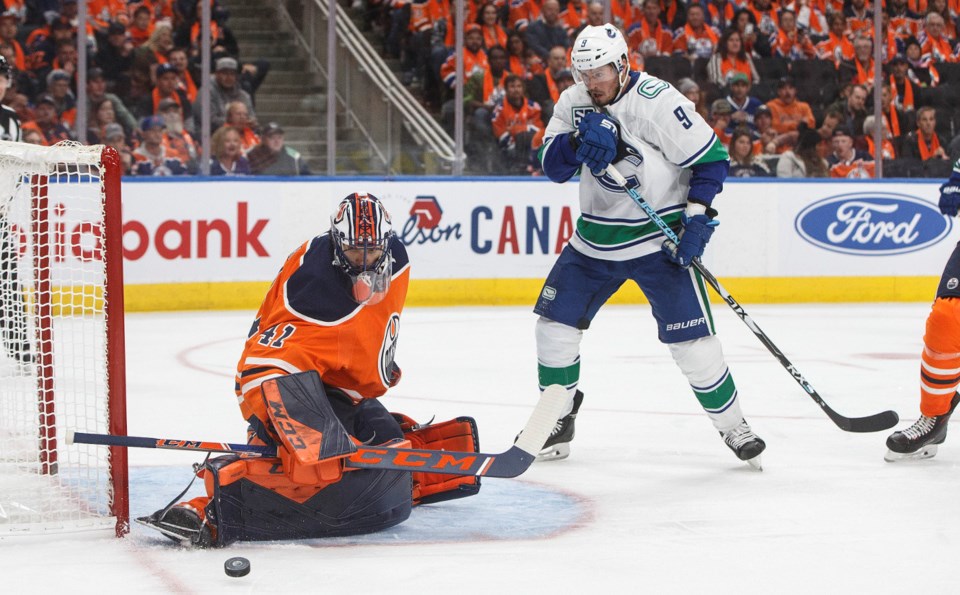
[939,174,960,217]
[662,211,719,269]
[575,112,619,176]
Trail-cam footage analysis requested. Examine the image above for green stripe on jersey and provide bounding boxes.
[693,268,715,333]
[693,136,730,165]
[538,360,580,388]
[693,371,737,411]
[577,211,683,248]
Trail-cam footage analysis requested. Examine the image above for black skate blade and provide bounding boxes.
[884,444,939,462]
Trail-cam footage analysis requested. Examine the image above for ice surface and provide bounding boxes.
[5,303,959,593]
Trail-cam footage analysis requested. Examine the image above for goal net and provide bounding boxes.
[0,141,128,536]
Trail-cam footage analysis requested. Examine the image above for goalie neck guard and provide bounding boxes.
[330,192,395,305]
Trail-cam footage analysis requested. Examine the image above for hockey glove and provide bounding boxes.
[662,212,719,269]
[575,112,619,176]
[939,174,960,217]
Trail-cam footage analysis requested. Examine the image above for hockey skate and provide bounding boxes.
[516,390,583,462]
[535,390,583,462]
[136,504,215,548]
[884,393,960,462]
[721,419,766,470]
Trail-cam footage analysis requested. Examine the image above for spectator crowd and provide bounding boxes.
[365,0,960,177]
[2,0,958,178]
[0,0,309,176]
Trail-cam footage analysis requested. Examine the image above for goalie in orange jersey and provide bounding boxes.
[885,157,960,461]
[138,193,480,547]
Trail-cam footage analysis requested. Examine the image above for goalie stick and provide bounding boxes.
[68,384,569,478]
[603,164,899,433]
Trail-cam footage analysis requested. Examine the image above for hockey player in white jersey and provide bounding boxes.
[530,24,765,468]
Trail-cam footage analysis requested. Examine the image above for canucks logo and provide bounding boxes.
[593,143,643,191]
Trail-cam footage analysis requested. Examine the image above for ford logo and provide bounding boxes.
[794,192,951,256]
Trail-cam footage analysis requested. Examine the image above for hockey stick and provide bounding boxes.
[68,385,569,478]
[603,164,899,433]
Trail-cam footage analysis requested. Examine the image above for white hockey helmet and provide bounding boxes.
[571,24,630,87]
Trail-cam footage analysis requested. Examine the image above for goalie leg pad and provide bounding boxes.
[202,454,412,546]
[399,416,482,505]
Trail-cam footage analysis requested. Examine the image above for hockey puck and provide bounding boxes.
[224,557,251,578]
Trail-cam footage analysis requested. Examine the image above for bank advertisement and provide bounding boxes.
[16,178,955,306]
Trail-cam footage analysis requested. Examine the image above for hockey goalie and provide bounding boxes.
[139,193,481,547]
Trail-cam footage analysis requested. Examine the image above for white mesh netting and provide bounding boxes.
[0,141,123,534]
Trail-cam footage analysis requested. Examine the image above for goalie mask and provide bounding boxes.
[331,192,394,305]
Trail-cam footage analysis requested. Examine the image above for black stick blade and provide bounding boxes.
[827,408,900,433]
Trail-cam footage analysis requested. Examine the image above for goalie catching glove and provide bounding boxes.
[662,205,719,269]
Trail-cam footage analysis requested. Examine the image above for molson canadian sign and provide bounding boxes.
[794,192,951,256]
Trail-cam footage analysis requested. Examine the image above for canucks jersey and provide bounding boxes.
[540,71,729,261]
[236,233,410,429]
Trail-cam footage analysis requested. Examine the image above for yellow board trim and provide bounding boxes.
[121,276,941,312]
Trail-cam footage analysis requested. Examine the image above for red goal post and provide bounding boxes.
[0,141,128,536]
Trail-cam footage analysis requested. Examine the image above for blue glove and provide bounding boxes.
[662,213,719,268]
[939,174,960,217]
[575,112,618,175]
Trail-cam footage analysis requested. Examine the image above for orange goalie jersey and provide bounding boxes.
[235,233,410,438]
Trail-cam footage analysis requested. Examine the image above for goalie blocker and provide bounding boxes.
[139,372,480,547]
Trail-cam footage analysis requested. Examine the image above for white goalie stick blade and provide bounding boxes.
[513,385,570,458]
